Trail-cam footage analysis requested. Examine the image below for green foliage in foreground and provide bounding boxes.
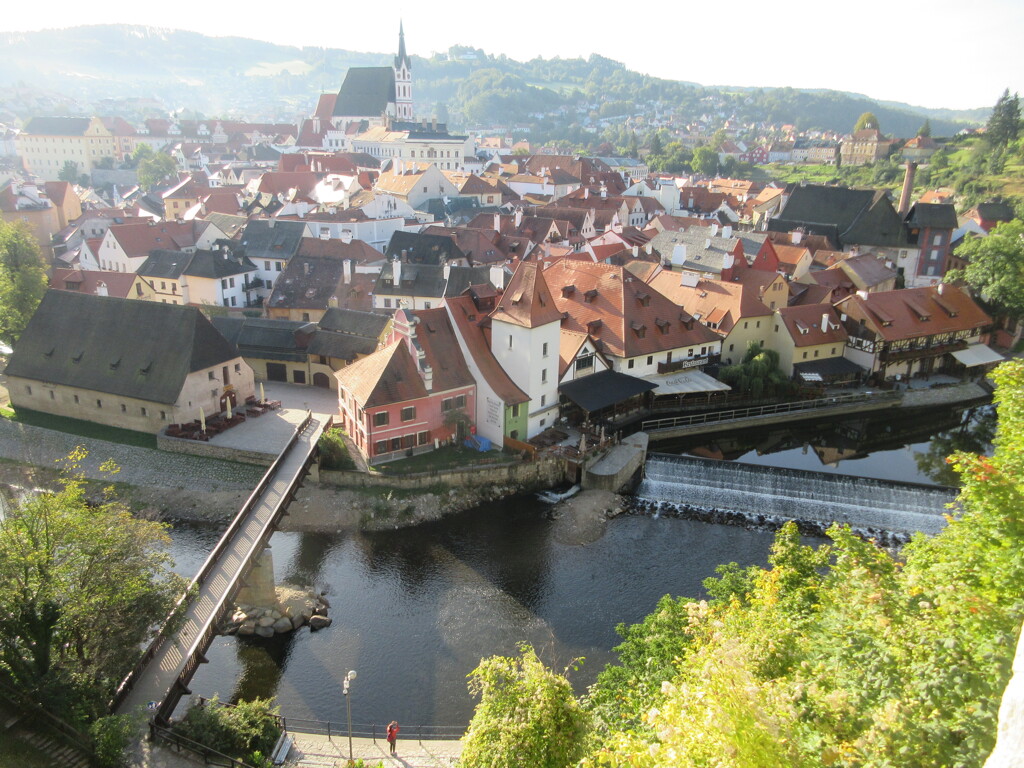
[462,645,591,768]
[466,360,1024,767]
[947,218,1024,318]
[579,360,1024,767]
[0,449,183,723]
[317,428,356,470]
[173,696,281,766]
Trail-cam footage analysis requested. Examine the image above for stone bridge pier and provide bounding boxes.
[235,545,277,608]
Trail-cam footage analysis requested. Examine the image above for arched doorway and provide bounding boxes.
[313,372,332,389]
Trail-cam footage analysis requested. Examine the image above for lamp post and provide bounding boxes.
[343,669,357,760]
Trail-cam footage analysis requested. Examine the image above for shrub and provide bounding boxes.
[89,714,138,768]
[173,696,281,763]
[319,429,356,471]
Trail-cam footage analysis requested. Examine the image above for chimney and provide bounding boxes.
[705,238,712,249]
[267,218,275,228]
[791,229,803,245]
[340,229,353,244]
[856,290,869,301]
[489,264,506,289]
[422,364,433,392]
[443,263,451,280]
[822,312,830,332]
[600,182,607,199]
[393,258,402,285]
[937,282,946,295]
[493,213,501,231]
[710,222,719,237]
[584,188,589,200]
[303,262,311,276]
[723,225,732,238]
[329,294,339,307]
[898,162,917,217]
[672,243,688,265]
[514,208,523,228]
[632,245,639,258]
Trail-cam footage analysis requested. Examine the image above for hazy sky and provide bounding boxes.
[4,0,1022,110]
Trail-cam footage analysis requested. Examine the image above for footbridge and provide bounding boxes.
[111,412,328,724]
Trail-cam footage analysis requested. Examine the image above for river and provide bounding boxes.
[165,403,992,730]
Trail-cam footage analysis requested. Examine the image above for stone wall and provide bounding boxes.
[157,434,275,466]
[320,454,567,491]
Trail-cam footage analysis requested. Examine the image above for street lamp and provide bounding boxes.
[343,669,357,761]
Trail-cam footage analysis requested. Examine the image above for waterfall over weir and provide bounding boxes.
[636,453,958,537]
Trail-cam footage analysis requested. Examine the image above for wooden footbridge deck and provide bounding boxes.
[111,412,328,723]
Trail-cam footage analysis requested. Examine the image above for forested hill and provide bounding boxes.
[0,25,984,136]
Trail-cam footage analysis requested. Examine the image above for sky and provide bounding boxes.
[3,0,1023,111]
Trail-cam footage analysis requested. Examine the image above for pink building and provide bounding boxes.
[335,307,476,463]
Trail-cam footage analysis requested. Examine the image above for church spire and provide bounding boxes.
[395,21,411,71]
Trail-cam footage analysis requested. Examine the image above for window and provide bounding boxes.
[577,354,594,371]
[223,298,231,307]
[541,369,547,383]
[293,370,306,384]
[455,394,466,409]
[390,437,401,451]
[74,395,79,404]
[221,279,228,289]
[401,406,416,422]
[275,262,282,272]
[628,359,634,369]
[229,277,235,288]
[209,371,216,380]
[418,431,429,445]
[744,321,749,329]
[508,335,513,349]
[542,342,549,357]
[120,403,127,413]
[729,344,735,351]
[442,398,453,412]
[647,356,653,365]
[384,298,392,308]
[933,234,943,246]
[141,407,148,416]
[302,312,310,322]
[49,390,55,400]
[265,261,271,270]
[234,363,241,374]
[802,352,808,359]
[511,404,520,417]
[374,411,389,426]
[541,395,546,407]
[814,350,819,358]
[160,281,166,290]
[24,385,31,395]
[96,399,102,408]
[831,347,837,355]
[160,411,166,421]
[375,440,388,455]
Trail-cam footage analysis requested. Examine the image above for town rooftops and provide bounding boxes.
[836,285,991,341]
[211,317,314,363]
[5,291,240,404]
[770,185,907,248]
[489,261,563,329]
[333,67,397,118]
[239,219,307,262]
[905,202,957,230]
[137,249,258,281]
[23,117,93,135]
[776,304,848,347]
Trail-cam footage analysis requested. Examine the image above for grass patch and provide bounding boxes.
[375,445,507,474]
[2,407,157,449]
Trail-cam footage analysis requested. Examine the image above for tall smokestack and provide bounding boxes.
[898,162,917,217]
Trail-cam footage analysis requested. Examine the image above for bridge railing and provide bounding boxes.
[284,717,465,742]
[641,391,899,433]
[150,721,258,768]
[110,412,318,716]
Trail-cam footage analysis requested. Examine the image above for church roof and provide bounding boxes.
[333,67,396,118]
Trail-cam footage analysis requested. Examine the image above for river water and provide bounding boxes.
[166,404,991,730]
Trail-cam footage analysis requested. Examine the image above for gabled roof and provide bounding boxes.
[108,220,202,257]
[399,308,474,393]
[489,261,563,328]
[776,305,848,348]
[24,117,92,136]
[647,271,772,336]
[835,285,991,342]
[6,291,239,404]
[446,295,529,405]
[385,231,467,264]
[138,249,257,281]
[771,185,907,248]
[212,317,314,362]
[834,253,897,289]
[239,219,307,262]
[374,263,492,300]
[543,260,721,358]
[50,269,138,299]
[646,229,742,276]
[335,341,426,408]
[333,67,396,117]
[905,202,957,230]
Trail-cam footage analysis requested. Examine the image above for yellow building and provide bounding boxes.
[0,180,82,258]
[17,117,117,181]
[769,305,849,379]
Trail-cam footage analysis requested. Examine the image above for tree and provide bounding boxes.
[946,218,1024,317]
[136,150,178,191]
[854,111,879,132]
[0,450,184,720]
[58,160,81,184]
[985,88,1021,147]
[463,645,590,768]
[0,219,48,346]
[648,131,663,157]
[918,118,932,138]
[691,145,719,176]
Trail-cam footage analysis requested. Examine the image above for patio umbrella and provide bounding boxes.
[226,398,232,420]
[579,432,587,455]
[199,406,206,433]
[259,382,266,404]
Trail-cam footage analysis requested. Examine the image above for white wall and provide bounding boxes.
[490,317,561,437]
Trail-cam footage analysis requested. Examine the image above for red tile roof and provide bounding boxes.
[777,305,848,347]
[835,285,991,342]
[489,261,563,328]
[108,220,200,256]
[446,296,528,405]
[335,341,427,408]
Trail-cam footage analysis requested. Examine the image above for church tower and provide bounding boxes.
[394,22,414,121]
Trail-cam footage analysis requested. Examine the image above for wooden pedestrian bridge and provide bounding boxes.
[110,412,328,724]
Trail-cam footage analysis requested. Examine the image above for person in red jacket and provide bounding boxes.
[386,721,399,755]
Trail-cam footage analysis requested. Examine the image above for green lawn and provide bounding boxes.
[1,407,158,449]
[375,444,509,474]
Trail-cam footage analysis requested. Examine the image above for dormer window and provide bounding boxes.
[632,322,647,339]
[562,285,575,297]
[636,292,651,307]
[584,289,598,303]
[656,318,670,334]
[587,318,602,333]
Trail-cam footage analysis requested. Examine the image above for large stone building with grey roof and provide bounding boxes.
[6,291,254,433]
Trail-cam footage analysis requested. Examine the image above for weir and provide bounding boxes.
[636,453,958,536]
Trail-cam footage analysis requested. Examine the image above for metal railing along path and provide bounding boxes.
[641,391,900,433]
[111,413,328,723]
[285,717,465,742]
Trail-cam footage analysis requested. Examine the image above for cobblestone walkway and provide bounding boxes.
[0,418,264,492]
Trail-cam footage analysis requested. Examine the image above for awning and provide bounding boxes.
[559,369,657,412]
[793,356,866,381]
[951,343,1004,368]
[645,369,732,396]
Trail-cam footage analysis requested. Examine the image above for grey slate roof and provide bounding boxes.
[239,220,307,263]
[905,202,957,230]
[318,307,390,338]
[374,263,493,299]
[6,291,240,404]
[211,317,314,363]
[137,249,258,280]
[646,229,742,275]
[384,231,467,264]
[333,67,396,117]
[770,185,907,248]
[24,117,92,135]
